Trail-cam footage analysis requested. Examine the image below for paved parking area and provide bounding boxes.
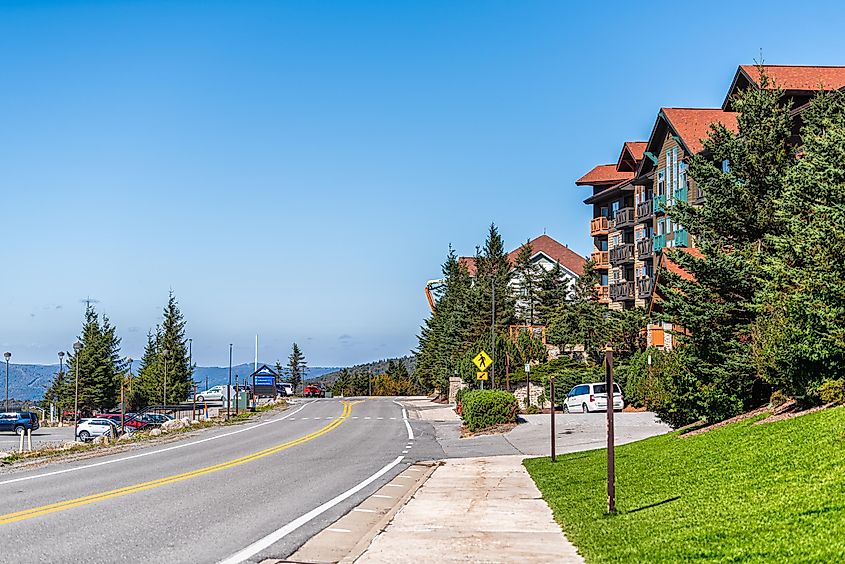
[0,425,76,452]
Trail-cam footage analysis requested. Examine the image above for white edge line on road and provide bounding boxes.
[217,455,405,564]
[392,401,414,441]
[0,402,313,487]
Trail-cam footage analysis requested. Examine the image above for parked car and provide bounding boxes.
[192,385,237,404]
[303,383,325,398]
[563,382,624,413]
[276,382,294,397]
[76,418,121,441]
[135,413,174,425]
[95,413,149,432]
[0,412,40,435]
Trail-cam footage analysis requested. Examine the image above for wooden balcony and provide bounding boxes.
[636,276,654,298]
[596,285,610,304]
[610,207,635,229]
[590,216,609,236]
[636,200,653,221]
[610,281,635,301]
[591,251,609,269]
[609,243,634,264]
[636,238,653,259]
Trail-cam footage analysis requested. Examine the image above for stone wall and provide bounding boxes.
[448,375,467,404]
[513,381,548,409]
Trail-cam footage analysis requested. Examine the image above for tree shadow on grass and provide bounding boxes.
[626,496,682,514]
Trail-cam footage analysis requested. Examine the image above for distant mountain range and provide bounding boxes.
[314,355,417,386]
[0,362,343,402]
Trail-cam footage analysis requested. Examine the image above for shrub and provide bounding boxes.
[769,389,789,408]
[818,379,845,405]
[461,390,518,432]
[525,404,541,415]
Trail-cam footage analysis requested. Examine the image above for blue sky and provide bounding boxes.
[2,0,844,367]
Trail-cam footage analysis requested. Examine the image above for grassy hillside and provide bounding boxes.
[313,355,416,386]
[525,407,845,563]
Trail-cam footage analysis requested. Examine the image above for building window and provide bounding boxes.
[722,159,731,173]
[679,161,688,190]
[597,239,608,251]
[600,206,609,217]
[612,234,621,246]
[657,170,665,196]
[657,219,665,236]
[600,273,609,286]
[611,200,620,218]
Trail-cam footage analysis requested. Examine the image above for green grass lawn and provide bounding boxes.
[524,407,845,563]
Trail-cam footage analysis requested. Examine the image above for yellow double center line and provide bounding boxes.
[0,401,353,525]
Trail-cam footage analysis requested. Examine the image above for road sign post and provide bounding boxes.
[525,363,531,408]
[550,375,556,462]
[473,351,492,391]
[605,343,616,514]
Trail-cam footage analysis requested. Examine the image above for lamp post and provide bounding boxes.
[58,351,65,424]
[188,338,192,374]
[162,348,170,408]
[127,357,133,397]
[4,352,11,412]
[73,341,82,441]
[227,344,233,419]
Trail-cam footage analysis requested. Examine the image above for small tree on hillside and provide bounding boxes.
[513,240,543,325]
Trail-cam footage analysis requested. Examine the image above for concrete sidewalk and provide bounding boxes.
[355,456,583,563]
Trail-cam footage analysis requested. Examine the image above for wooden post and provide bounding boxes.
[605,343,616,514]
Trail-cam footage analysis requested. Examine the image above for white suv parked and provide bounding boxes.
[563,382,624,413]
[76,418,121,442]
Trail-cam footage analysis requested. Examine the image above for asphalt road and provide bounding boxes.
[0,398,423,563]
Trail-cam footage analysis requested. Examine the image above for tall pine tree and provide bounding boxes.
[286,343,306,392]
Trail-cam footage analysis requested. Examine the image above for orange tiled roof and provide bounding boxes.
[661,108,738,155]
[459,235,586,278]
[740,65,845,92]
[575,164,634,186]
[624,141,647,161]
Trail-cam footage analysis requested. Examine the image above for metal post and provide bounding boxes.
[163,353,168,408]
[491,278,496,389]
[192,382,197,421]
[227,344,232,419]
[4,352,10,412]
[605,343,616,514]
[120,379,125,434]
[525,363,531,408]
[73,341,82,441]
[550,376,556,462]
[234,378,239,416]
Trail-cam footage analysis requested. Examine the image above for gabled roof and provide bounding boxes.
[459,234,586,278]
[639,108,738,171]
[723,65,845,110]
[575,164,634,186]
[616,141,647,172]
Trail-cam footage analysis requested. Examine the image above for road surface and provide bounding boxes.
[0,398,422,563]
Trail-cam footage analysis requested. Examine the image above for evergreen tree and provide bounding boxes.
[473,223,515,340]
[286,343,306,392]
[656,66,794,423]
[136,328,164,405]
[61,305,125,413]
[753,89,845,399]
[512,240,542,325]
[536,261,573,325]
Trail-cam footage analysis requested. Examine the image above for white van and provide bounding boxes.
[563,382,624,413]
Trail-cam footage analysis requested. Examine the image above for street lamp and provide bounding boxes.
[58,351,65,424]
[188,338,192,375]
[4,352,11,412]
[73,341,82,441]
[162,348,170,407]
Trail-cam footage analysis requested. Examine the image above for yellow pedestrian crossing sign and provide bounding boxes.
[472,350,492,371]
[476,371,489,381]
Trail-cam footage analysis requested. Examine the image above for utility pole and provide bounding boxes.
[550,375,556,462]
[491,276,496,389]
[73,341,82,441]
[4,352,10,412]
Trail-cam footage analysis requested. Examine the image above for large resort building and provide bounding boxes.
[576,64,845,342]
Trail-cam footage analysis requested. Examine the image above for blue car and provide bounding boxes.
[0,411,40,435]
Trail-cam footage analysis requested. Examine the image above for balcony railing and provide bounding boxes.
[610,281,635,301]
[595,285,610,303]
[653,233,666,252]
[636,237,653,258]
[610,207,635,229]
[636,199,653,220]
[673,186,688,203]
[637,276,654,298]
[609,243,634,264]
[590,216,609,236]
[591,251,609,268]
[653,194,667,214]
[675,229,689,247]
